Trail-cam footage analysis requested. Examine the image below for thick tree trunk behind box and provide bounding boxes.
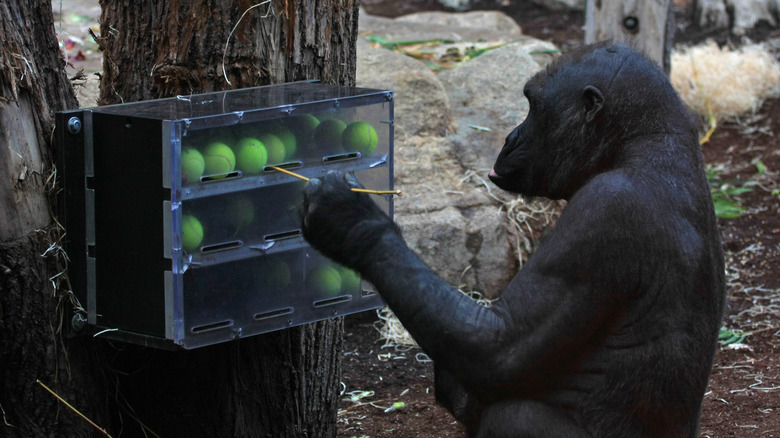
[95,1,357,436]
[584,0,674,73]
[0,1,108,437]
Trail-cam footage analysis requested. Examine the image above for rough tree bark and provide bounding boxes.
[0,0,108,436]
[584,0,675,73]
[92,0,358,436]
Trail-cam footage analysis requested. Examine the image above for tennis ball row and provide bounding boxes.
[180,197,256,252]
[181,135,289,182]
[257,262,361,294]
[180,118,379,184]
[180,217,362,295]
[313,119,378,155]
[307,265,361,295]
[258,260,361,293]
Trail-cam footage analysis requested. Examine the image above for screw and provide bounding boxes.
[67,117,82,134]
[71,313,87,331]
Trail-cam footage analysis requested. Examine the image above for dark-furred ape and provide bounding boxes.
[301,42,725,437]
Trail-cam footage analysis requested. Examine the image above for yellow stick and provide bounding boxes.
[268,166,402,196]
[36,380,112,437]
[269,165,310,181]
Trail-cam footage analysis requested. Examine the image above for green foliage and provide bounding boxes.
[707,168,753,219]
[718,327,749,345]
[754,159,767,175]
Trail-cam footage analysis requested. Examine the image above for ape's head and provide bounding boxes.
[489,42,693,200]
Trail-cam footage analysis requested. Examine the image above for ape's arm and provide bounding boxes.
[302,172,636,393]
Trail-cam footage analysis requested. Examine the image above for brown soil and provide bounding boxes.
[339,5,780,438]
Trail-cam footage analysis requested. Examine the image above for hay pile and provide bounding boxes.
[671,41,780,120]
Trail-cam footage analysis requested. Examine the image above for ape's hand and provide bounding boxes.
[302,171,398,271]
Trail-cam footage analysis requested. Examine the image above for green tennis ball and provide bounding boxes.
[343,121,378,155]
[260,259,291,290]
[181,147,205,183]
[203,142,236,178]
[235,137,268,175]
[258,133,286,164]
[291,114,320,138]
[270,126,297,158]
[314,118,347,150]
[181,214,204,252]
[338,267,361,292]
[227,196,255,230]
[308,265,342,296]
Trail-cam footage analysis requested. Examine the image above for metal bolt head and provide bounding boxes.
[67,117,82,134]
[71,313,87,331]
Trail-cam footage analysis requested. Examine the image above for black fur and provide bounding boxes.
[302,42,725,437]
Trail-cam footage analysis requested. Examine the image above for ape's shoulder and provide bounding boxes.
[568,169,649,214]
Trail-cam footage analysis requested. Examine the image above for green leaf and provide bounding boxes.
[755,159,767,174]
[718,327,748,345]
[707,168,753,219]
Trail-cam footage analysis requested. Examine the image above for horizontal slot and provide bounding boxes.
[323,152,361,164]
[313,295,352,308]
[191,319,233,333]
[201,171,242,182]
[264,229,301,241]
[361,289,377,297]
[201,240,243,253]
[254,307,294,321]
[263,161,303,172]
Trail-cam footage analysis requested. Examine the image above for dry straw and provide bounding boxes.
[671,41,780,121]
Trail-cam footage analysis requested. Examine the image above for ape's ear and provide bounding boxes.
[582,85,604,123]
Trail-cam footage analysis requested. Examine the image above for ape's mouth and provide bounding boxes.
[489,168,529,195]
[488,169,510,190]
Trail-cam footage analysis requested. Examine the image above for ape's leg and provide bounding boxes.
[476,400,590,438]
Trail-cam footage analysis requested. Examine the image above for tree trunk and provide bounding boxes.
[0,0,109,436]
[584,0,675,74]
[93,1,357,436]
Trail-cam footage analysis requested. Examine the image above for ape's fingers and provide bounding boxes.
[345,172,364,189]
[302,177,322,215]
[303,177,322,198]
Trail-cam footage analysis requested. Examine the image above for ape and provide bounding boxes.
[301,42,725,437]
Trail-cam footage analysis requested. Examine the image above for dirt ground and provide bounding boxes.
[338,4,780,438]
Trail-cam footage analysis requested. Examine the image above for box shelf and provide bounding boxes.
[55,82,393,349]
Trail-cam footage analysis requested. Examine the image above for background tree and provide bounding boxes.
[1,0,358,436]
[92,0,358,436]
[584,0,675,73]
[0,0,108,436]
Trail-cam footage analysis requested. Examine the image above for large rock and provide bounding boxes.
[391,134,517,296]
[356,44,454,138]
[394,10,523,37]
[396,205,516,296]
[356,9,561,295]
[438,41,556,171]
[359,9,522,46]
[531,0,586,10]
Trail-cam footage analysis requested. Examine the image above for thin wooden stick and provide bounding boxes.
[269,165,310,181]
[268,166,402,196]
[37,380,112,437]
